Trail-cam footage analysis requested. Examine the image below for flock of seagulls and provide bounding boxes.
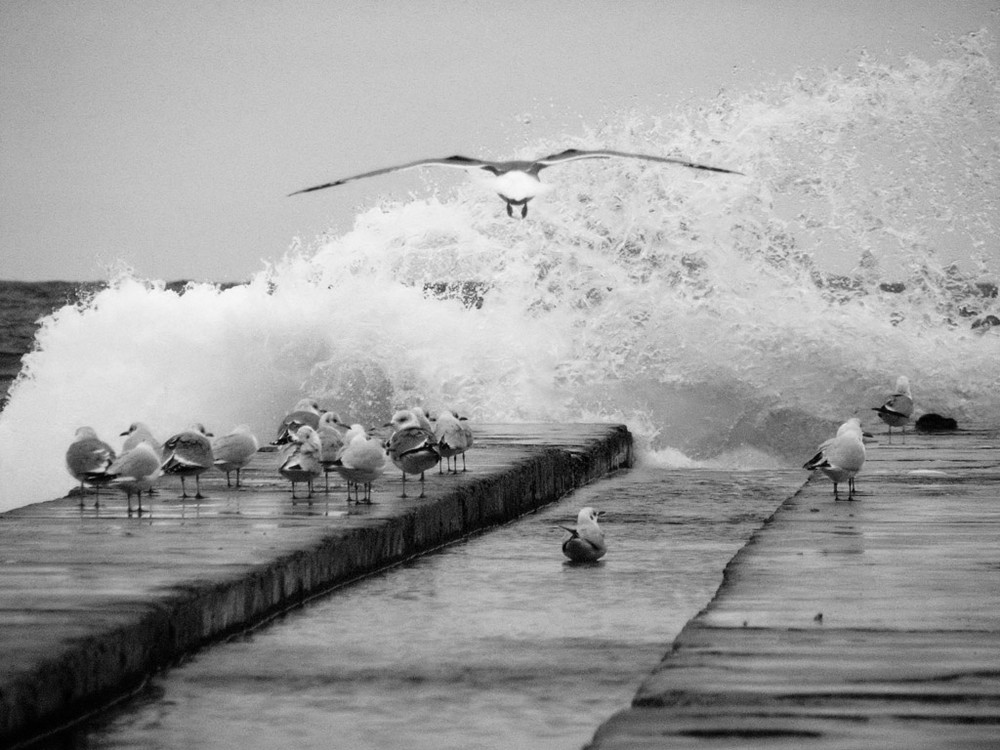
[290,148,743,218]
[286,145,740,561]
[802,375,916,500]
[66,375,915,562]
[54,147,937,569]
[65,400,476,514]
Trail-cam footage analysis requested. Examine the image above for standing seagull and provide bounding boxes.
[279,424,323,501]
[162,424,215,500]
[273,398,323,446]
[385,409,440,498]
[873,376,914,443]
[558,507,607,563]
[212,424,260,488]
[289,148,743,218]
[65,426,117,507]
[108,442,162,514]
[316,412,349,492]
[433,410,474,474]
[803,418,867,500]
[330,424,388,504]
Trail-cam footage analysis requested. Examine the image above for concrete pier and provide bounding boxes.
[588,427,1000,749]
[0,423,633,748]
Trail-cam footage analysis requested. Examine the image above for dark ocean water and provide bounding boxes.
[0,281,90,403]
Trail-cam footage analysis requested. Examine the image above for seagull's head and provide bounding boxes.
[293,424,319,445]
[121,421,145,437]
[387,409,418,432]
[319,412,346,429]
[293,398,321,414]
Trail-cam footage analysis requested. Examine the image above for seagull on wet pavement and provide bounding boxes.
[108,441,162,514]
[330,424,388,503]
[433,410,474,474]
[162,424,215,500]
[289,148,743,218]
[558,507,607,563]
[317,412,349,492]
[803,418,867,500]
[279,424,323,500]
[274,398,322,446]
[65,426,117,506]
[385,409,440,498]
[873,376,914,443]
[212,424,260,488]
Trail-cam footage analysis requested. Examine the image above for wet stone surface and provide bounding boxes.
[589,428,1000,750]
[42,465,802,749]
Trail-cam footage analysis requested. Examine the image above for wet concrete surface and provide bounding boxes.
[6,423,1000,749]
[54,465,803,750]
[587,427,1000,749]
[0,423,632,748]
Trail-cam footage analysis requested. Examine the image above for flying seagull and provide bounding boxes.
[289,148,743,218]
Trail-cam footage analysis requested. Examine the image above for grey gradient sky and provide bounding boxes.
[2,1,997,282]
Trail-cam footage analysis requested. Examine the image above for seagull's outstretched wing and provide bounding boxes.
[289,155,488,196]
[534,148,744,176]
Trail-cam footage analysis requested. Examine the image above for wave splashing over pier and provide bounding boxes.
[2,32,998,510]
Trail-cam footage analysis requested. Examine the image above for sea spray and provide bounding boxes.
[1,33,998,511]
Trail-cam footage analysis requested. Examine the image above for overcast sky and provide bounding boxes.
[2,1,997,282]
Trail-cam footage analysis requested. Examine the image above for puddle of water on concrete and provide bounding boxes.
[55,466,802,750]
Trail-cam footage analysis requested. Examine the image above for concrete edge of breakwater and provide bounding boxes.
[0,423,633,748]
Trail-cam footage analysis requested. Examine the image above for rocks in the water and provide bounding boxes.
[971,314,1000,332]
[915,413,959,432]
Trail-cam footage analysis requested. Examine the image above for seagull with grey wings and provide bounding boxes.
[558,507,607,563]
[290,148,743,218]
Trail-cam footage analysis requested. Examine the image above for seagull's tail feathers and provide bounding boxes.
[803,452,829,471]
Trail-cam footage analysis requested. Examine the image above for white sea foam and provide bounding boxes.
[1,33,998,511]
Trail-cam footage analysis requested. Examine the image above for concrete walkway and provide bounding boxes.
[0,423,632,748]
[588,427,1000,749]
